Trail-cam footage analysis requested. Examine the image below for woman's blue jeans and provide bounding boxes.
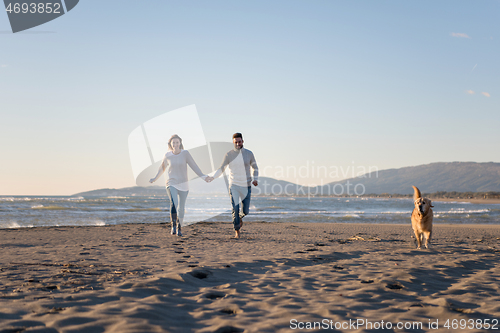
[166,186,189,226]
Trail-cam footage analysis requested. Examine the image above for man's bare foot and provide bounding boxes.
[234,230,240,239]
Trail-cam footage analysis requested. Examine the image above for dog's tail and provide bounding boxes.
[412,186,422,201]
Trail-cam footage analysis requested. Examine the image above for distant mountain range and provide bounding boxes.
[74,162,500,197]
[321,162,500,195]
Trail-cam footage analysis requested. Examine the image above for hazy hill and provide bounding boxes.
[74,186,165,197]
[320,162,500,195]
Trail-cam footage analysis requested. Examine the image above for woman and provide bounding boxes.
[150,134,208,236]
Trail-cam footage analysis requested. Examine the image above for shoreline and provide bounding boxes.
[3,194,500,205]
[1,222,500,332]
[2,219,500,231]
[432,197,500,204]
[355,196,500,205]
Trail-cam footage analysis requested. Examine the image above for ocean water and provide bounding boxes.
[0,195,499,229]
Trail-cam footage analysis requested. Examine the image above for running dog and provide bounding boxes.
[411,186,434,249]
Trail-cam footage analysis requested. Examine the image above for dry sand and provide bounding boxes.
[1,222,500,333]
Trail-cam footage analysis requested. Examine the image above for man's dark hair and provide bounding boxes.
[232,132,243,140]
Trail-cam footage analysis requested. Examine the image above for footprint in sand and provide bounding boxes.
[204,291,226,299]
[213,326,244,333]
[41,285,59,291]
[410,303,424,307]
[188,269,212,279]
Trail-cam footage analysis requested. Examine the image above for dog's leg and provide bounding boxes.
[413,229,422,249]
[424,231,431,249]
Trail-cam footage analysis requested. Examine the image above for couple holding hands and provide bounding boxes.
[150,132,258,238]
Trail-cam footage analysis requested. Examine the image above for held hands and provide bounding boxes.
[205,176,214,183]
[149,178,155,184]
[252,180,258,186]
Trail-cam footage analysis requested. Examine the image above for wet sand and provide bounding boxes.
[1,222,500,332]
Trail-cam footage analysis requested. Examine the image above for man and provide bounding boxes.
[209,133,258,238]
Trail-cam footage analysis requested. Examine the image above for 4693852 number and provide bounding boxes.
[5,3,61,14]
[444,319,498,330]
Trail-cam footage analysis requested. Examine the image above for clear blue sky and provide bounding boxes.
[1,1,499,195]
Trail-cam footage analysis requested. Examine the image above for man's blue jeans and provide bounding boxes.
[229,185,251,231]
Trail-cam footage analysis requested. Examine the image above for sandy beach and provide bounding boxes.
[1,222,500,332]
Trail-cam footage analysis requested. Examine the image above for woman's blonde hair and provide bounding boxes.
[167,134,184,151]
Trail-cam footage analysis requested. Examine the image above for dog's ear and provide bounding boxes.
[429,199,434,208]
[412,186,422,201]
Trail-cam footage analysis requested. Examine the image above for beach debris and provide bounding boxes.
[450,306,474,314]
[348,235,381,242]
[61,269,103,276]
[386,282,404,290]
[47,307,65,314]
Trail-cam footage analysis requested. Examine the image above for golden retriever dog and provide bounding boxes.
[411,186,434,249]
